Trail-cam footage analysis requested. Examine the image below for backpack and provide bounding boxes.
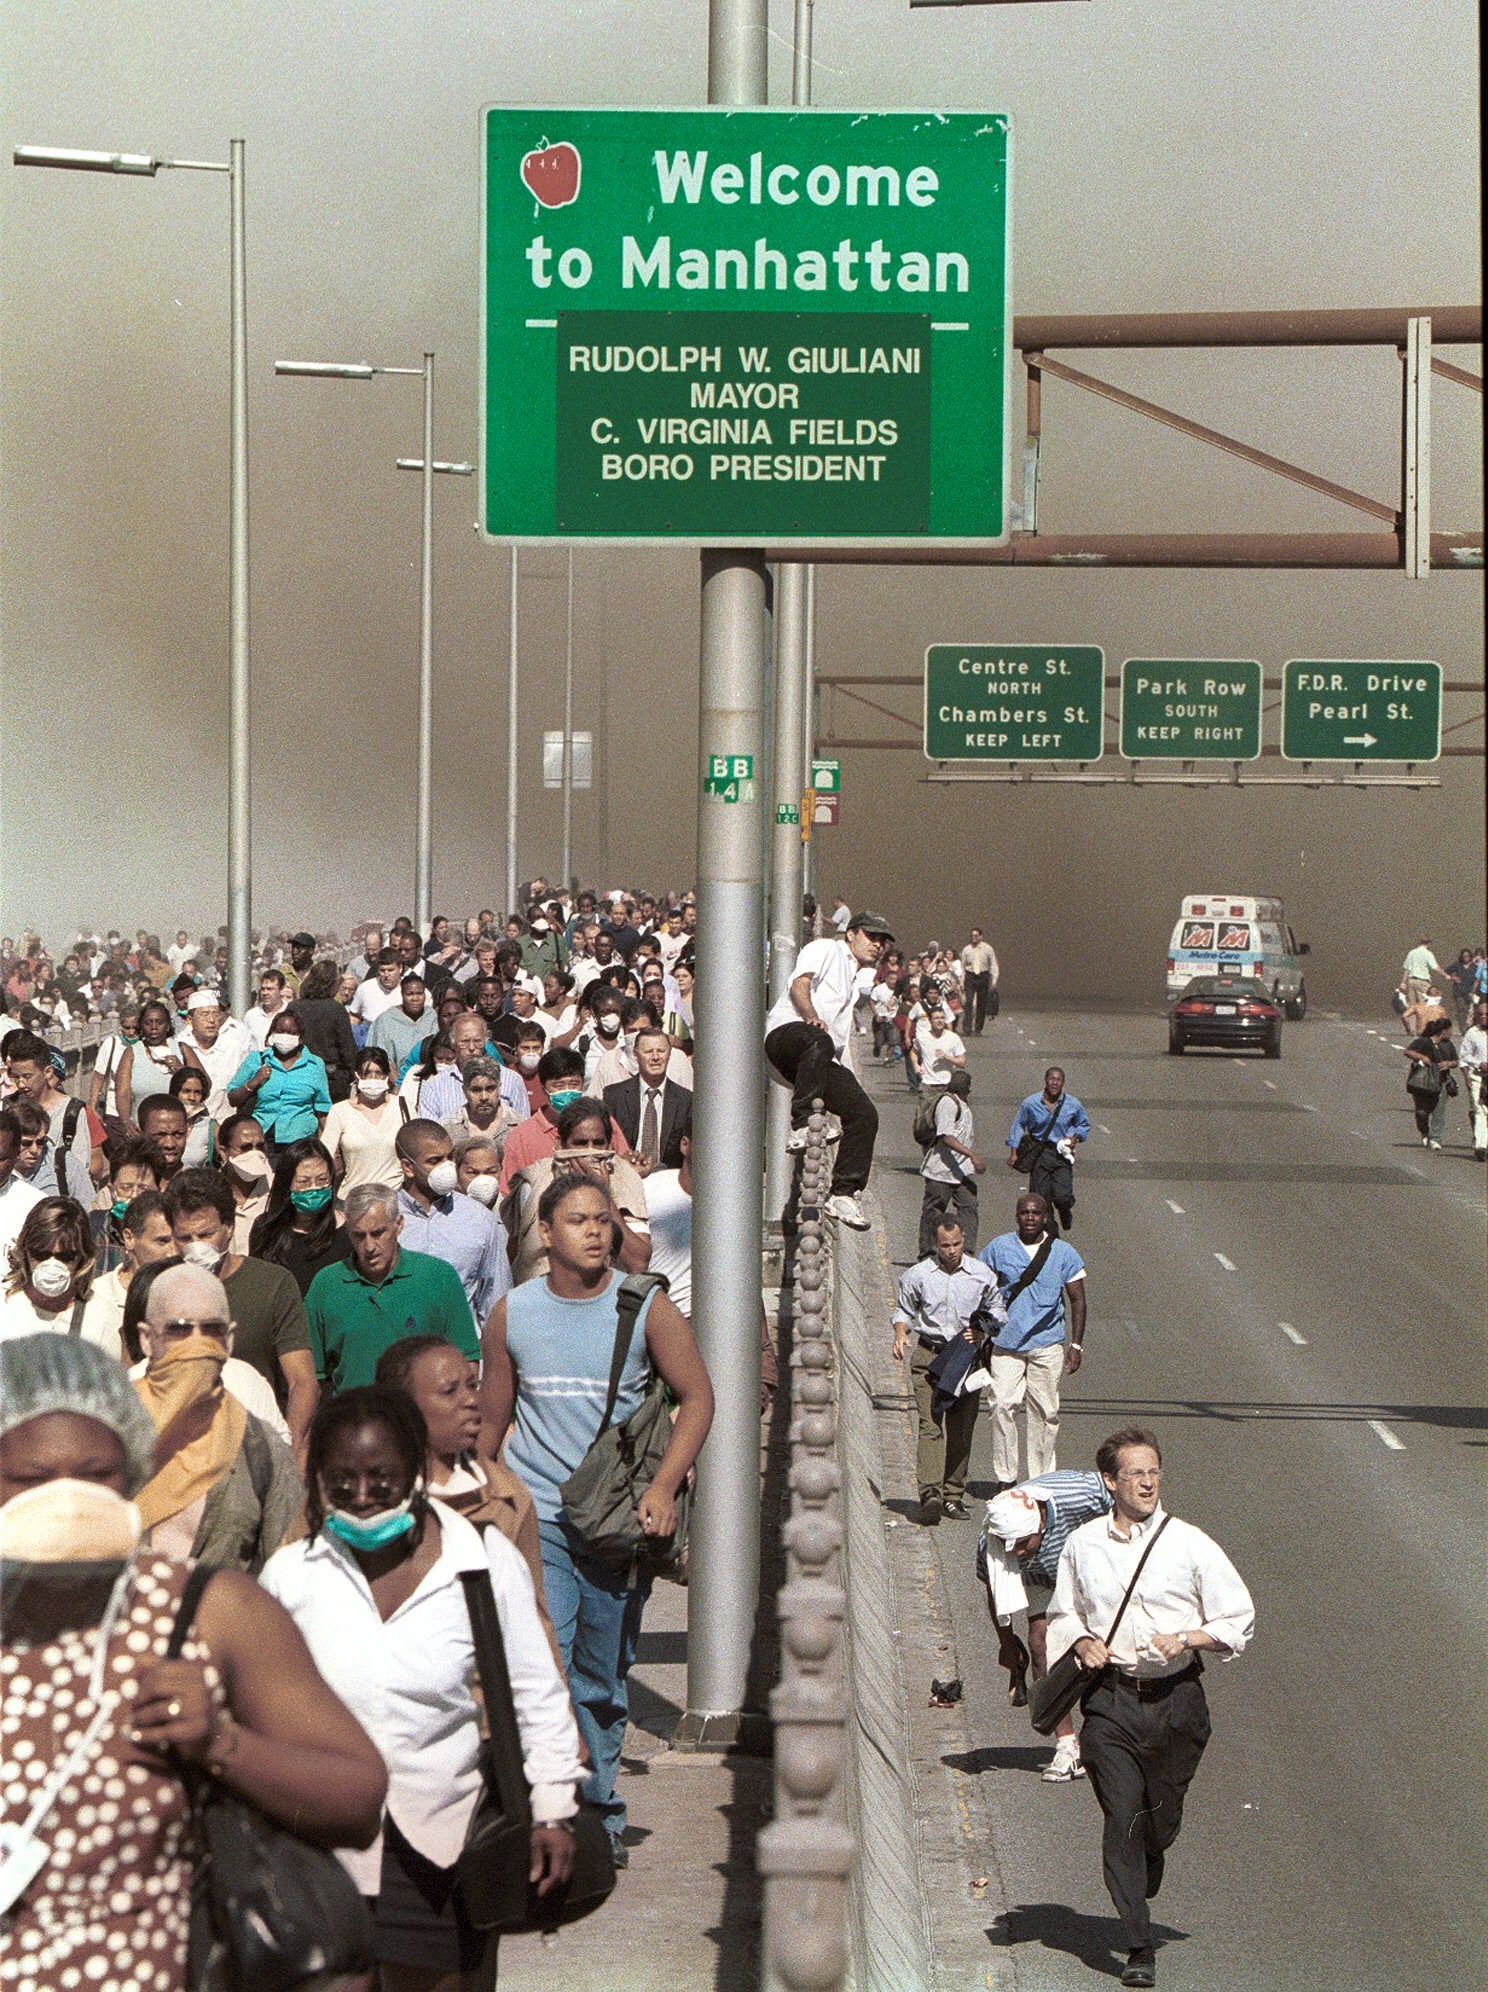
[912,1092,943,1149]
[52,1097,85,1201]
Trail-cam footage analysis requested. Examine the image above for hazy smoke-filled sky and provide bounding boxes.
[1,0,1480,1006]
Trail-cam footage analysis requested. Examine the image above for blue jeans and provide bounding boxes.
[538,1517,652,1843]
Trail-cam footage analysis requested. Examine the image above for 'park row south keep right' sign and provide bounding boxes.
[481,107,1011,545]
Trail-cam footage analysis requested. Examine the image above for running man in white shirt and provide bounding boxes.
[764,910,894,1230]
[1048,1427,1256,1989]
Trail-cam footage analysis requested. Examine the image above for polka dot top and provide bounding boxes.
[1,1554,222,1992]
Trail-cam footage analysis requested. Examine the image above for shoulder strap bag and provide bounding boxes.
[1013,1100,1062,1174]
[1029,1515,1173,1735]
[452,1562,616,1933]
[166,1563,375,1991]
[558,1272,684,1580]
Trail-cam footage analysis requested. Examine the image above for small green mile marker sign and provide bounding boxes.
[481,108,1010,544]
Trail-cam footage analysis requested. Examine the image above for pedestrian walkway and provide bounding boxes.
[497,1566,771,1991]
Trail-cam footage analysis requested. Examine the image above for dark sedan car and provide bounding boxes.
[1167,976,1282,1057]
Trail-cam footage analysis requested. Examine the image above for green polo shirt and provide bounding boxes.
[304,1246,479,1393]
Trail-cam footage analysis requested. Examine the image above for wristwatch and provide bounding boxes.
[1177,1630,1192,1651]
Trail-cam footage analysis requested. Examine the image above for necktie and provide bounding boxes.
[641,1088,660,1169]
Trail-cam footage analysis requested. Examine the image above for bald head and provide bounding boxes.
[145,1262,229,1329]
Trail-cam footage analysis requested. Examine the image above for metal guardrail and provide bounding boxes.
[759,1101,853,1992]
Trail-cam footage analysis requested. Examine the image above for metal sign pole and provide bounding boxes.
[684,0,768,1739]
[505,546,519,916]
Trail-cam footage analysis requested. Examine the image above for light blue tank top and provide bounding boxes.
[504,1270,658,1524]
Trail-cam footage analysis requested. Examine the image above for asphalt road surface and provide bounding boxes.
[861,1001,1486,1992]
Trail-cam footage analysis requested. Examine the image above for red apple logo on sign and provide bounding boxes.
[520,139,581,210]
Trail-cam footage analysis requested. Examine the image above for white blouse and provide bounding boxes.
[260,1501,583,1890]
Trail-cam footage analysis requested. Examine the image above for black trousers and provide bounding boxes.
[1029,1152,1075,1228]
[964,971,991,1033]
[918,1177,979,1256]
[765,1022,878,1194]
[1078,1669,1212,1950]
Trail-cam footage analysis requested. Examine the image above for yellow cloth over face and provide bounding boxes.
[133,1335,247,1529]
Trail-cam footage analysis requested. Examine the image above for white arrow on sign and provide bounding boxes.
[1343,733,1378,748]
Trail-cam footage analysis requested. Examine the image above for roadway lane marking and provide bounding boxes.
[1264,1080,1277,1089]
[1098,1124,1111,1135]
[1214,1252,1237,1272]
[1301,1104,1319,1113]
[1165,1199,1185,1215]
[1278,1321,1307,1345]
[1368,1419,1406,1452]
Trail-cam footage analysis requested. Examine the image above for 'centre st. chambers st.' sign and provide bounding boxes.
[481,108,1011,543]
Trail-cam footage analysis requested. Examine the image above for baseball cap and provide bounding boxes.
[291,931,316,950]
[848,910,894,940]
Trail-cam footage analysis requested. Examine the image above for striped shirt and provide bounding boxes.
[1012,1470,1113,1587]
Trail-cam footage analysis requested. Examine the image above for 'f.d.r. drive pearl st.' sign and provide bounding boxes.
[481,108,1011,544]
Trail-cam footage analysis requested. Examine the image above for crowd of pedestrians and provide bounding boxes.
[0,884,722,1992]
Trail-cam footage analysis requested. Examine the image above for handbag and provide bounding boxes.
[1030,1516,1172,1735]
[453,1566,617,1933]
[988,988,1001,1019]
[1405,1059,1441,1099]
[559,1273,686,1576]
[166,1566,375,1992]
[1013,1103,1061,1173]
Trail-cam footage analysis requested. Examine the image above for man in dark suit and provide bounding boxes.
[603,1028,691,1172]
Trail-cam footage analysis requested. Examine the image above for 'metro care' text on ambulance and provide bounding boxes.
[1165,895,1311,1018]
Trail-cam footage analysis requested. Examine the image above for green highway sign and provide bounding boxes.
[924,645,1105,761]
[705,752,755,801]
[1281,660,1441,761]
[811,758,841,792]
[482,108,1011,544]
[1120,659,1261,760]
[775,802,800,824]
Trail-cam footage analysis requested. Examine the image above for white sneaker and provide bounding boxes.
[824,1192,870,1229]
[1041,1742,1086,1783]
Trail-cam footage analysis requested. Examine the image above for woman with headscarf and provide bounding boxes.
[0,1332,386,1990]
[130,1261,304,1572]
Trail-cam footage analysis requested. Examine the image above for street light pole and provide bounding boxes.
[274,356,471,935]
[14,141,254,1017]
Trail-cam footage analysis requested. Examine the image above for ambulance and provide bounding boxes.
[1165,894,1310,1016]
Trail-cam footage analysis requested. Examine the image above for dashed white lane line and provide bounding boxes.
[1369,1420,1406,1452]
[1165,1199,1185,1215]
[1278,1321,1307,1346]
[1214,1252,1237,1272]
[1097,1124,1112,1135]
[1263,1080,1277,1090]
[1301,1104,1319,1113]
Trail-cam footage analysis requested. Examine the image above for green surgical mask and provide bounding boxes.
[548,1088,582,1113]
[291,1186,334,1213]
[110,1198,130,1221]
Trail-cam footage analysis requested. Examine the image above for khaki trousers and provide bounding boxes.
[989,1343,1065,1483]
[909,1338,979,1501]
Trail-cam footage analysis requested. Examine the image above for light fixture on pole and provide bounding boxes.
[15,141,254,1019]
[275,355,471,933]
